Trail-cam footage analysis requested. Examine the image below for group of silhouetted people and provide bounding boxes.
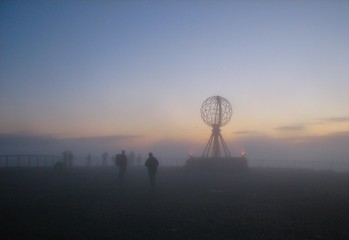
[57,149,159,190]
[115,150,159,190]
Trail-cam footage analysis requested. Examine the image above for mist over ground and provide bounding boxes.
[1,167,348,239]
[1,132,348,168]
[1,1,348,239]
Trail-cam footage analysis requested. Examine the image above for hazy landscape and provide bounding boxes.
[1,166,348,239]
[1,1,348,239]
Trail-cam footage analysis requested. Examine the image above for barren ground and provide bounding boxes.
[1,167,348,239]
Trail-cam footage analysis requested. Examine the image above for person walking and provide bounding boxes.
[102,152,108,167]
[115,150,128,183]
[145,152,159,190]
[86,153,92,167]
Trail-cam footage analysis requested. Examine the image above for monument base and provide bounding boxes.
[185,156,248,172]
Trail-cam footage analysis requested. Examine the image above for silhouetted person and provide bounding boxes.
[137,154,142,166]
[145,152,159,190]
[128,151,135,165]
[102,152,108,167]
[115,150,127,183]
[62,151,68,167]
[67,150,74,167]
[54,161,65,171]
[86,153,92,167]
[61,150,73,168]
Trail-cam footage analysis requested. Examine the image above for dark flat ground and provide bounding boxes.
[1,167,348,240]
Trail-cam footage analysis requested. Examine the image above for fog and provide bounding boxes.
[2,162,348,239]
[231,132,349,162]
[1,132,348,169]
[1,133,348,239]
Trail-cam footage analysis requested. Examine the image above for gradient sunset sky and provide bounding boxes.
[1,1,348,162]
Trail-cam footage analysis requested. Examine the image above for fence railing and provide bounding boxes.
[0,155,62,168]
[247,159,349,172]
[1,154,348,172]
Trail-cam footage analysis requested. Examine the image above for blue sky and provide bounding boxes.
[0,1,348,162]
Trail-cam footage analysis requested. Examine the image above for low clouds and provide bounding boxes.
[0,134,59,154]
[0,133,142,156]
[1,128,348,165]
[319,116,349,123]
[0,134,57,146]
[274,115,348,132]
[231,131,349,162]
[65,135,142,146]
[328,130,349,136]
[275,125,306,131]
[233,130,262,135]
[0,133,197,166]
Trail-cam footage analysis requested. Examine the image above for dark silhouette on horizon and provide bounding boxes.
[128,151,135,165]
[62,150,74,168]
[145,152,159,190]
[54,161,65,170]
[102,152,108,167]
[115,150,128,183]
[86,153,92,167]
[137,153,142,166]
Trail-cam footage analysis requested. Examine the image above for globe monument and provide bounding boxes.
[186,95,247,171]
[201,95,232,158]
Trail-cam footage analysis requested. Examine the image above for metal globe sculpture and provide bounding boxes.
[201,96,232,127]
[201,96,232,158]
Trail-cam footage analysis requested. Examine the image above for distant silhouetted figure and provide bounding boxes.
[67,150,74,167]
[115,150,128,183]
[61,150,74,168]
[128,151,135,165]
[102,152,108,167]
[86,153,92,167]
[62,151,68,167]
[145,152,159,190]
[137,154,142,166]
[54,161,65,171]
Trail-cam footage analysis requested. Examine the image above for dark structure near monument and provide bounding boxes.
[186,95,247,171]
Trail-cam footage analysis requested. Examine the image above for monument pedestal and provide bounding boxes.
[185,156,248,172]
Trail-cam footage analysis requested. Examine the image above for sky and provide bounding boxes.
[1,1,348,164]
